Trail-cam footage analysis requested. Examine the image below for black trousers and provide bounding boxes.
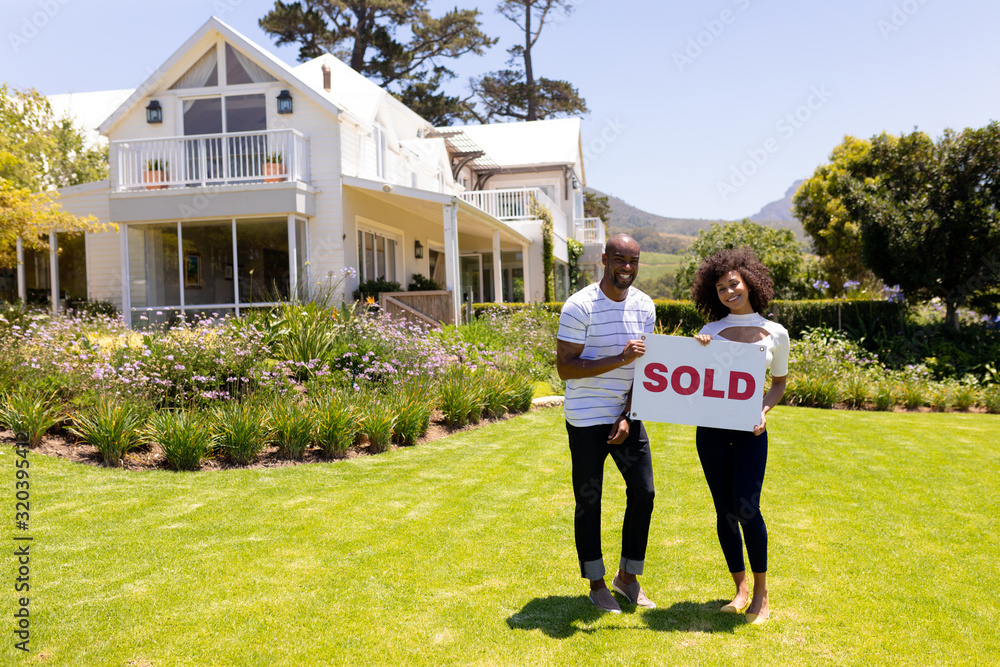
[566,420,655,581]
[696,426,768,574]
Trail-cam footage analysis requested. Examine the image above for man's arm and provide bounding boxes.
[556,339,646,380]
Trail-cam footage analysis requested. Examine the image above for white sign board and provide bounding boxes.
[630,334,767,432]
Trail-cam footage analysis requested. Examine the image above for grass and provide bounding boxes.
[3,407,999,665]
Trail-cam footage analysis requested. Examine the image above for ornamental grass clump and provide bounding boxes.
[392,382,434,445]
[145,410,214,471]
[953,380,977,412]
[786,372,838,408]
[359,392,396,453]
[901,382,926,410]
[841,374,870,410]
[211,401,271,465]
[267,396,314,460]
[68,397,148,466]
[311,392,359,458]
[873,382,897,411]
[0,389,63,446]
[481,370,511,419]
[982,386,1000,413]
[438,367,484,428]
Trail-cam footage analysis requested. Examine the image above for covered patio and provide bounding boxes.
[342,176,534,324]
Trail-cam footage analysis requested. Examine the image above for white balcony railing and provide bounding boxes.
[111,129,309,193]
[575,217,606,245]
[458,187,560,222]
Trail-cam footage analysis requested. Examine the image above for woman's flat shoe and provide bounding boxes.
[744,612,768,624]
[720,604,742,613]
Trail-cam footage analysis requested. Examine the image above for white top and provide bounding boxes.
[699,312,790,377]
[558,284,656,427]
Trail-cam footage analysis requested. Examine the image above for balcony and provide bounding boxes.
[574,217,606,246]
[111,129,309,193]
[458,187,561,222]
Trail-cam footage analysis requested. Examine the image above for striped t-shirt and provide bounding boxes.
[558,283,656,427]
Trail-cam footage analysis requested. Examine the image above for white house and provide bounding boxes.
[7,16,605,327]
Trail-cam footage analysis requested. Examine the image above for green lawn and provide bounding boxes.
[3,407,999,665]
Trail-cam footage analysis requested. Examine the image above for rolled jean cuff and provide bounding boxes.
[619,557,644,576]
[580,557,606,581]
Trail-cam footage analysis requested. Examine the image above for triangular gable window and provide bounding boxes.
[225,43,277,85]
[170,48,219,90]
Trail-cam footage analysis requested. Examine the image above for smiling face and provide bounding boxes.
[715,270,755,315]
[601,237,640,294]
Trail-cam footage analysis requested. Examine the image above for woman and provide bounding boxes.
[690,247,789,624]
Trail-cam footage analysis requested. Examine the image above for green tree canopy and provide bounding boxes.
[469,0,588,122]
[259,0,496,125]
[0,180,105,267]
[1,84,107,191]
[675,220,805,299]
[837,125,1000,330]
[793,135,881,294]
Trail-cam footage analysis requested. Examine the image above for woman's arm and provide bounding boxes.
[755,375,787,435]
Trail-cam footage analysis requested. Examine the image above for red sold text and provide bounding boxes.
[642,364,756,400]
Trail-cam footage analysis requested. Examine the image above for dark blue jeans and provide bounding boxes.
[566,420,655,581]
[696,426,768,574]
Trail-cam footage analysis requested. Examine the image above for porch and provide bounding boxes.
[110,129,309,192]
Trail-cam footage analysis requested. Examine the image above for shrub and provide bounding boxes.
[929,383,953,412]
[481,370,511,419]
[407,273,441,291]
[268,397,314,460]
[359,392,396,453]
[0,390,62,446]
[68,398,148,466]
[146,410,214,471]
[211,401,271,465]
[352,278,403,302]
[312,392,359,458]
[392,383,434,445]
[507,373,536,414]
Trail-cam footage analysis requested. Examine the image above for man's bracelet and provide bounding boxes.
[619,411,632,424]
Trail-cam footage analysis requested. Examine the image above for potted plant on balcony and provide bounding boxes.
[263,152,285,182]
[144,159,168,190]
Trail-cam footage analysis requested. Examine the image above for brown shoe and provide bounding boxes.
[588,587,622,613]
[611,574,656,609]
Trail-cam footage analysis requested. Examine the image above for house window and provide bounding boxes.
[224,43,276,85]
[357,228,398,282]
[373,124,387,179]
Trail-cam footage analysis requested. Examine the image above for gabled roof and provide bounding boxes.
[448,118,582,169]
[48,89,134,146]
[98,16,350,135]
[292,54,383,127]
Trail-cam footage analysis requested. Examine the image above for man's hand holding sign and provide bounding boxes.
[630,334,767,433]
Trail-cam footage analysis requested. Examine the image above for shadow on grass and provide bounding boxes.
[506,595,604,638]
[642,598,746,633]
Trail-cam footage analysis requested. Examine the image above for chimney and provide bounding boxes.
[322,63,331,92]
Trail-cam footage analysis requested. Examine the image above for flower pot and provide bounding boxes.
[263,162,286,183]
[144,169,168,190]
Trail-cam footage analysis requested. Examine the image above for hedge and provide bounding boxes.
[472,299,904,338]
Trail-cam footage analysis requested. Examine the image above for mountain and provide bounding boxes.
[590,183,808,244]
[750,180,803,223]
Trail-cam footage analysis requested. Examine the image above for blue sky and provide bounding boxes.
[3,0,999,220]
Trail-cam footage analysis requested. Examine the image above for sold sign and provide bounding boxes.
[630,334,766,432]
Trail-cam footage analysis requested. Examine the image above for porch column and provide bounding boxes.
[120,225,131,327]
[15,238,26,303]
[287,215,298,302]
[492,230,503,304]
[521,243,531,304]
[443,202,461,324]
[49,232,59,314]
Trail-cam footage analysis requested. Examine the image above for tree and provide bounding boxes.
[793,136,880,294]
[0,85,107,192]
[675,220,805,299]
[583,190,610,221]
[469,0,588,121]
[259,1,495,125]
[838,125,1000,331]
[0,180,103,267]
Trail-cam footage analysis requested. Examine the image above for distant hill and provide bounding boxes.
[591,181,809,245]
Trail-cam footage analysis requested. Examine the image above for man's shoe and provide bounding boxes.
[588,587,622,613]
[611,574,656,609]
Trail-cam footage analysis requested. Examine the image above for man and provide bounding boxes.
[556,233,657,613]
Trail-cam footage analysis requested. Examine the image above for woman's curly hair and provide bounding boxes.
[690,247,774,321]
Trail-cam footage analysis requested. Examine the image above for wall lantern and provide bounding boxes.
[414,240,424,259]
[145,100,162,124]
[277,89,293,114]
